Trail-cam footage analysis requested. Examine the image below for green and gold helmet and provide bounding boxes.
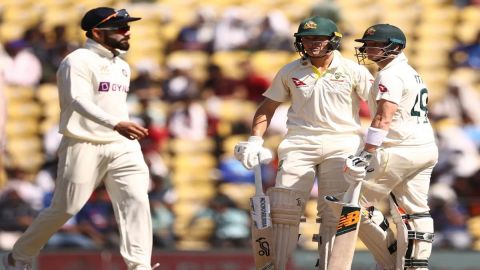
[293,16,342,59]
[294,16,339,37]
[355,24,406,48]
[354,24,406,65]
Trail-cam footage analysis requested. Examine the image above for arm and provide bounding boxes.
[251,97,282,137]
[363,99,398,153]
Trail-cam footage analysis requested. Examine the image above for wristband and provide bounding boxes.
[365,127,388,146]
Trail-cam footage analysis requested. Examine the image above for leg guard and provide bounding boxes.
[358,206,397,270]
[267,187,307,270]
[390,197,434,270]
[316,194,347,270]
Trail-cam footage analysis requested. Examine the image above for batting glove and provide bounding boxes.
[343,151,372,185]
[234,136,273,169]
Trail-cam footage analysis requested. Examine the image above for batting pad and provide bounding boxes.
[358,207,396,270]
[267,187,308,270]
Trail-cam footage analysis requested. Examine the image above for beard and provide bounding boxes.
[104,35,130,51]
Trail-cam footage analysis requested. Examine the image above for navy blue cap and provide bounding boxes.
[81,7,141,31]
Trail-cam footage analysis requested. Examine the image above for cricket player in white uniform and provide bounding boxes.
[344,24,438,270]
[234,16,374,270]
[2,7,159,270]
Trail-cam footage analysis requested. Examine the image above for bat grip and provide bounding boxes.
[343,181,362,205]
[253,163,264,196]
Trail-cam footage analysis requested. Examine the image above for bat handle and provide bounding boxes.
[253,163,264,196]
[343,181,362,205]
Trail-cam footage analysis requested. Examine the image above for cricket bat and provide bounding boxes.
[250,161,275,270]
[325,181,363,270]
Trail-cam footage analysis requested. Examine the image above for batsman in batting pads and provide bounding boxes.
[352,23,438,270]
[234,15,375,270]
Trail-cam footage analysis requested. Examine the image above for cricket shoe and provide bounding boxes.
[1,253,32,270]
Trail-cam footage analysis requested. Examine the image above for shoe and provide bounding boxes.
[1,253,32,270]
[151,263,160,269]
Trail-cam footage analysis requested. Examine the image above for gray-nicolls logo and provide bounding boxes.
[256,237,271,256]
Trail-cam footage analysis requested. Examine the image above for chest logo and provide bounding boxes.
[122,69,128,77]
[292,77,307,87]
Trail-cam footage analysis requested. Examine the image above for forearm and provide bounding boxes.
[364,100,396,152]
[71,96,121,129]
[250,98,280,137]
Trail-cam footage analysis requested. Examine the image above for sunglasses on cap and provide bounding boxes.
[93,9,129,29]
[95,25,130,34]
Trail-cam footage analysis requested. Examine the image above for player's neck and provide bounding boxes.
[310,53,333,71]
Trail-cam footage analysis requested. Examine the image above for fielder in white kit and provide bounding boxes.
[234,16,375,269]
[2,7,158,270]
[344,24,438,270]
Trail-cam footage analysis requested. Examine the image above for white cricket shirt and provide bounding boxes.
[57,39,130,142]
[372,53,436,146]
[263,50,373,134]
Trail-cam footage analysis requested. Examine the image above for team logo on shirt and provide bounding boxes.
[331,72,345,82]
[378,84,388,93]
[292,77,307,87]
[122,69,128,77]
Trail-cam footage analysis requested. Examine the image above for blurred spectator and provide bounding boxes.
[431,79,480,126]
[0,50,6,187]
[170,7,216,53]
[432,117,480,184]
[202,64,245,99]
[237,60,270,102]
[76,187,119,249]
[430,183,473,249]
[450,30,480,69]
[213,7,251,51]
[190,193,250,248]
[149,175,176,248]
[162,66,199,102]
[43,25,78,83]
[130,59,163,100]
[137,100,170,178]
[310,0,342,24]
[0,189,37,250]
[2,167,45,211]
[167,95,208,140]
[42,191,97,249]
[1,39,42,87]
[249,11,293,51]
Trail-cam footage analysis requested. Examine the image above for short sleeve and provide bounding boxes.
[376,73,403,104]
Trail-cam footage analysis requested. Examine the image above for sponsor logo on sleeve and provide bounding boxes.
[378,84,388,93]
[292,77,307,87]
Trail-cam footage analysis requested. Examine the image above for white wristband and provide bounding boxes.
[365,127,388,146]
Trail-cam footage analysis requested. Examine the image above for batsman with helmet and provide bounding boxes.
[234,16,375,270]
[344,24,439,270]
[2,7,159,270]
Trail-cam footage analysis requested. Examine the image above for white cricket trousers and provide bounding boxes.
[12,137,153,270]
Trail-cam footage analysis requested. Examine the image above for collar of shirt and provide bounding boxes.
[382,52,408,70]
[85,38,126,59]
[305,50,341,77]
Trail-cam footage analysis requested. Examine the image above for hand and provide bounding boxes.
[114,121,149,140]
[343,151,372,185]
[234,136,272,169]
